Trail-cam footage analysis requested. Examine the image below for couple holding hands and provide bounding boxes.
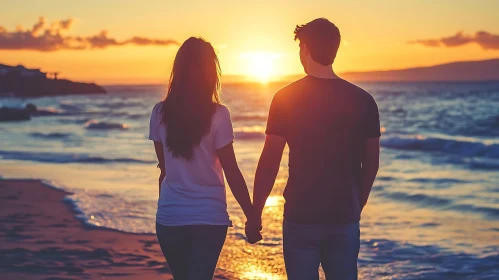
[149,18,380,280]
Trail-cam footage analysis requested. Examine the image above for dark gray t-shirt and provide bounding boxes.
[266,76,381,224]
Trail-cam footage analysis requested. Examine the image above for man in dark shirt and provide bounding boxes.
[249,18,381,279]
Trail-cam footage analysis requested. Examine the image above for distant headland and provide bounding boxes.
[0,64,106,97]
[340,58,499,82]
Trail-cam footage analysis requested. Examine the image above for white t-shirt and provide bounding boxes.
[149,102,234,226]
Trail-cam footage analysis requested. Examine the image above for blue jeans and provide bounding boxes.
[156,223,228,280]
[283,221,360,280]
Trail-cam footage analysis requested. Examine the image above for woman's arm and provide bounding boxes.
[217,143,254,219]
[217,143,262,243]
[153,141,165,196]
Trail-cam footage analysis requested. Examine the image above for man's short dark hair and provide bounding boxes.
[294,18,341,65]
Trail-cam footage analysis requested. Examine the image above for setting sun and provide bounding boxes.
[241,51,280,83]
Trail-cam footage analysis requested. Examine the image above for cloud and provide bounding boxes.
[57,18,73,31]
[411,39,441,47]
[0,17,179,52]
[85,31,123,49]
[126,36,178,46]
[31,17,46,35]
[409,31,499,50]
[475,31,499,50]
[440,32,473,47]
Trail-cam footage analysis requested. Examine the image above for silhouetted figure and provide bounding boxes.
[149,37,261,280]
[249,18,381,280]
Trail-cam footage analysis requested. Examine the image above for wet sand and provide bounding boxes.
[0,179,231,279]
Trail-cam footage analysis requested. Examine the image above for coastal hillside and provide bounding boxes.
[0,64,106,97]
[340,58,499,82]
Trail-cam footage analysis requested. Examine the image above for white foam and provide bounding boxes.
[381,134,499,159]
[84,120,129,130]
[62,190,156,234]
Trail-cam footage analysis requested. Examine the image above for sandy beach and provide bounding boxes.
[0,179,171,280]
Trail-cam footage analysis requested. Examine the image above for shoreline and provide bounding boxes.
[0,178,173,279]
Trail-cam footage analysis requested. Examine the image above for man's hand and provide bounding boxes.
[245,218,263,244]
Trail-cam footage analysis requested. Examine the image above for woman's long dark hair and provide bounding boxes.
[160,37,222,160]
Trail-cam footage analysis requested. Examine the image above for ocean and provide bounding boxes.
[1,80,498,279]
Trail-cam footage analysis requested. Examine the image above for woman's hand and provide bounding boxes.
[245,214,263,244]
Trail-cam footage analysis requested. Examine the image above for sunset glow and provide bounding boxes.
[1,0,498,84]
[241,52,281,83]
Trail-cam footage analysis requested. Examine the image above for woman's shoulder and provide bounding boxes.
[150,102,164,125]
[214,104,231,120]
[215,103,230,114]
[211,104,231,127]
[153,101,164,111]
[151,101,164,115]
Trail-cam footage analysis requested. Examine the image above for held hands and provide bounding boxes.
[245,214,263,244]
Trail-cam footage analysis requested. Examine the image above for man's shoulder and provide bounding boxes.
[339,79,373,99]
[281,76,309,90]
[272,76,309,100]
[272,77,377,106]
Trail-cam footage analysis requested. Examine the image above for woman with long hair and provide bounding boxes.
[149,37,261,279]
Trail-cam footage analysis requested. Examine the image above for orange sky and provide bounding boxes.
[1,0,498,84]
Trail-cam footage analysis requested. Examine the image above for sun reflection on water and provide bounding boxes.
[265,195,283,207]
[241,267,284,280]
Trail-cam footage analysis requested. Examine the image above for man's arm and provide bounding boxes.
[359,137,380,211]
[153,141,165,196]
[253,135,286,221]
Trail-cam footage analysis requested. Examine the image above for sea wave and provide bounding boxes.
[466,158,499,170]
[381,191,499,219]
[0,150,155,164]
[381,135,499,158]
[30,132,72,139]
[382,192,452,207]
[232,113,268,122]
[234,126,266,140]
[84,120,128,130]
[449,204,499,219]
[110,111,149,119]
[58,102,83,111]
[58,118,91,124]
[95,101,144,109]
[61,190,156,234]
[32,107,65,116]
[360,239,499,278]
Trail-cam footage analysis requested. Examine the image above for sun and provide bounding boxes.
[241,51,279,83]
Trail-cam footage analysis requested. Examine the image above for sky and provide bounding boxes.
[1,0,498,84]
